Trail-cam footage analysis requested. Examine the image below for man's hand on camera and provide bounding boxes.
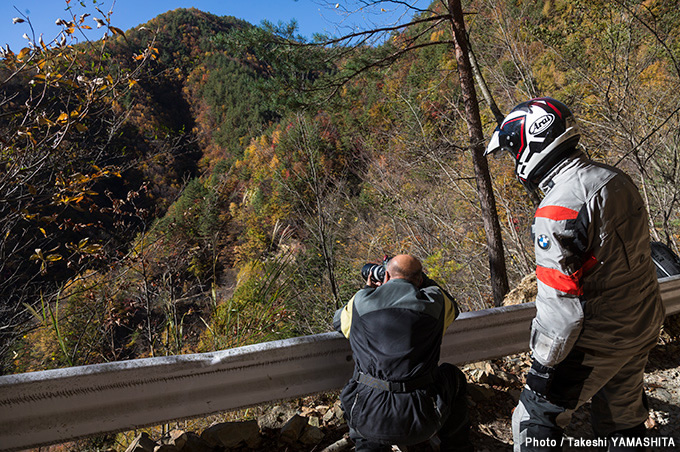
[366,276,382,288]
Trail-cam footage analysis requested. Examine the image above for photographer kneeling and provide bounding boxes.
[333,254,473,452]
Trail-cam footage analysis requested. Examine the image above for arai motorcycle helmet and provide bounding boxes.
[485,97,580,191]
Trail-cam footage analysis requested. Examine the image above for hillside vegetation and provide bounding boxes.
[2,0,679,374]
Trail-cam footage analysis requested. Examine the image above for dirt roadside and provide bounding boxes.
[466,335,679,452]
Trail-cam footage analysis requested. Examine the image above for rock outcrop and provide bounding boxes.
[123,400,347,452]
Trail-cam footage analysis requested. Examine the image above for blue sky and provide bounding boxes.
[1,0,423,52]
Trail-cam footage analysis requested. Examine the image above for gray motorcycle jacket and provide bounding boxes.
[530,150,665,367]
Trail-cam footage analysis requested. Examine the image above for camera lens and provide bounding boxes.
[361,263,385,284]
[361,263,375,281]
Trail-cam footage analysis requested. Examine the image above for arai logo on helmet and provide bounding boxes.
[528,114,555,136]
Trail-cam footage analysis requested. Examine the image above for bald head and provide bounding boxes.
[386,254,423,286]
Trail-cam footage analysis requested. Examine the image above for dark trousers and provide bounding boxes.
[512,348,651,452]
[352,364,473,452]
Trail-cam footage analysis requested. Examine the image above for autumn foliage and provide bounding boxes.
[3,0,680,375]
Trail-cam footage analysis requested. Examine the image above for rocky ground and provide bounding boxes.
[463,337,680,452]
[105,332,678,452]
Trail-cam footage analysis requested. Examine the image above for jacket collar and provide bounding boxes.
[538,149,585,195]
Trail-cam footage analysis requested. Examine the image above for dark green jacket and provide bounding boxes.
[333,277,458,444]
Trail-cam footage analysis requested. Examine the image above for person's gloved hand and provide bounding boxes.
[525,359,555,397]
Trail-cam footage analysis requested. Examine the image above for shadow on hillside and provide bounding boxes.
[646,337,680,372]
[466,383,517,450]
[458,347,680,452]
[646,394,680,442]
[470,429,513,451]
[558,392,679,452]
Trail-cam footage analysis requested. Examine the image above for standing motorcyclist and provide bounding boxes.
[485,97,665,451]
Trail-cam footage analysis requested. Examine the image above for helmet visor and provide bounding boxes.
[485,124,522,158]
[484,126,502,156]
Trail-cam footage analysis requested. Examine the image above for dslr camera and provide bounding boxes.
[361,256,391,284]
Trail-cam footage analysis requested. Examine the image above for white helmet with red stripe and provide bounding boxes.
[485,97,580,191]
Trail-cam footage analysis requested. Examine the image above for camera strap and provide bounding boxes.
[355,370,435,393]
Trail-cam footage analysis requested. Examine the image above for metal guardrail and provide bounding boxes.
[1,276,679,451]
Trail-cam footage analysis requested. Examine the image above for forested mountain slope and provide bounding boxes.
[2,0,680,375]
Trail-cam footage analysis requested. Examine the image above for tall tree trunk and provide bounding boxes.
[447,0,509,306]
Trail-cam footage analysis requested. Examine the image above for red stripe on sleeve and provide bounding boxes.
[535,205,579,221]
[536,254,598,296]
[536,265,582,295]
